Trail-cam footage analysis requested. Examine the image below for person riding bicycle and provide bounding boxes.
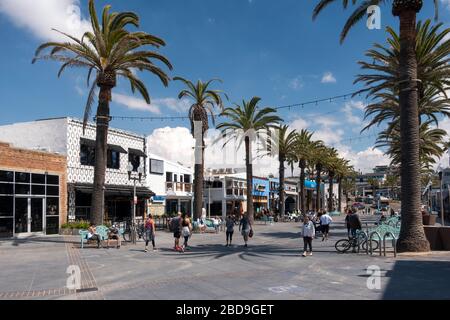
[348,210,362,253]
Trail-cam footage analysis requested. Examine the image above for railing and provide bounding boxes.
[166,182,193,193]
[369,231,382,256]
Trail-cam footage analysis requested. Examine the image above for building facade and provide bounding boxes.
[0,142,67,238]
[0,118,151,224]
[147,153,193,216]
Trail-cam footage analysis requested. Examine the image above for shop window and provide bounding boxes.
[0,218,13,238]
[80,143,95,166]
[46,216,59,235]
[15,172,30,183]
[107,149,121,169]
[32,174,45,184]
[15,184,30,195]
[0,196,13,217]
[166,172,173,182]
[0,171,13,182]
[46,197,59,216]
[47,175,59,185]
[46,185,59,196]
[31,185,46,195]
[0,183,13,195]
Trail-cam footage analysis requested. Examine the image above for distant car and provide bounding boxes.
[352,202,365,210]
[287,213,298,221]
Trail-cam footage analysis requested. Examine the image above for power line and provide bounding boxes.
[109,90,362,121]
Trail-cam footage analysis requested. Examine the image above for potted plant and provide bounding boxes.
[60,220,91,235]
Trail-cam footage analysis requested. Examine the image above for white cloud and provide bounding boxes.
[147,126,279,177]
[289,76,304,91]
[112,94,191,115]
[314,116,339,127]
[343,147,390,174]
[290,117,309,131]
[321,72,337,84]
[342,100,364,125]
[440,0,450,11]
[0,0,91,41]
[112,93,161,114]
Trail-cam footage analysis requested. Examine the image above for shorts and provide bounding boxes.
[109,234,119,240]
[322,224,330,233]
[174,231,181,239]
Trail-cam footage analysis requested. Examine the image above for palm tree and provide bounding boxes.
[174,77,226,220]
[375,120,447,172]
[217,97,281,222]
[309,144,330,212]
[33,0,172,224]
[291,130,323,214]
[357,21,450,136]
[334,158,352,213]
[323,148,340,212]
[274,125,297,217]
[313,0,440,252]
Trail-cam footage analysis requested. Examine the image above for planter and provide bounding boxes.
[423,215,436,226]
[424,226,442,250]
[439,227,450,251]
[60,228,83,236]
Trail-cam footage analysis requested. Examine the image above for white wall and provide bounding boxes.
[146,152,193,197]
[0,118,68,154]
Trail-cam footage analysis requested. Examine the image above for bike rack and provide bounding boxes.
[357,230,368,254]
[369,231,382,256]
[383,232,397,258]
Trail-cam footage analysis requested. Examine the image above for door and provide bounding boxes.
[14,198,44,234]
[14,198,28,234]
[30,198,43,232]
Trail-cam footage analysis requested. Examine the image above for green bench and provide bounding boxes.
[79,225,110,249]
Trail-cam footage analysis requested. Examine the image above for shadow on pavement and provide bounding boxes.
[0,235,76,247]
[382,260,450,299]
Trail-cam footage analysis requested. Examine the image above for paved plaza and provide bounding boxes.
[1,216,450,300]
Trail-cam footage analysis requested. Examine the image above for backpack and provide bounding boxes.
[170,217,180,231]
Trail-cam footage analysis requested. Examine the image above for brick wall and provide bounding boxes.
[0,142,68,226]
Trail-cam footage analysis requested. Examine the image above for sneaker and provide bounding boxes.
[244,244,248,248]
[309,252,313,256]
[302,251,307,257]
[144,248,148,252]
[153,248,157,251]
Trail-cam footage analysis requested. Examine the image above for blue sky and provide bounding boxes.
[0,0,449,173]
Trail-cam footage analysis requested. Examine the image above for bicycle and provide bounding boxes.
[334,231,379,253]
[122,221,146,242]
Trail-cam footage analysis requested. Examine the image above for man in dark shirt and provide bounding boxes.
[348,210,362,252]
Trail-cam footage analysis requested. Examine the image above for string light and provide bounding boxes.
[109,90,360,121]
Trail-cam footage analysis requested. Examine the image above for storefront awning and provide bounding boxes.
[73,183,154,198]
[109,144,127,154]
[129,148,147,158]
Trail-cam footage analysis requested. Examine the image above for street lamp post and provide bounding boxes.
[128,162,144,244]
[438,170,445,227]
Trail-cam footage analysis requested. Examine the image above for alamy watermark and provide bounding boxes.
[366,265,381,290]
[66,265,81,290]
[367,5,381,31]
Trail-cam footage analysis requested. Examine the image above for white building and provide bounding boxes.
[0,117,151,223]
[147,153,193,216]
[204,168,247,219]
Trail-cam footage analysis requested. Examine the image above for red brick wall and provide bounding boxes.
[0,142,67,226]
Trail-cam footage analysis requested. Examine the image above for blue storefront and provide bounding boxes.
[252,177,270,214]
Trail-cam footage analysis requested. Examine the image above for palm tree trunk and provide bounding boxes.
[338,178,342,213]
[300,160,306,214]
[245,136,254,223]
[91,86,110,225]
[315,164,322,212]
[193,137,204,221]
[328,174,334,212]
[279,154,285,217]
[394,3,430,252]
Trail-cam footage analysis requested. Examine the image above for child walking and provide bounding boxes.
[301,216,315,257]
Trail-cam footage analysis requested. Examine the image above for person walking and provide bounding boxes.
[348,209,363,253]
[345,209,352,238]
[171,212,183,252]
[301,215,315,257]
[239,213,252,248]
[319,211,333,241]
[225,214,235,247]
[144,214,156,252]
[181,213,192,251]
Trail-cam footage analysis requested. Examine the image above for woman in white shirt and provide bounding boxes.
[301,216,315,257]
